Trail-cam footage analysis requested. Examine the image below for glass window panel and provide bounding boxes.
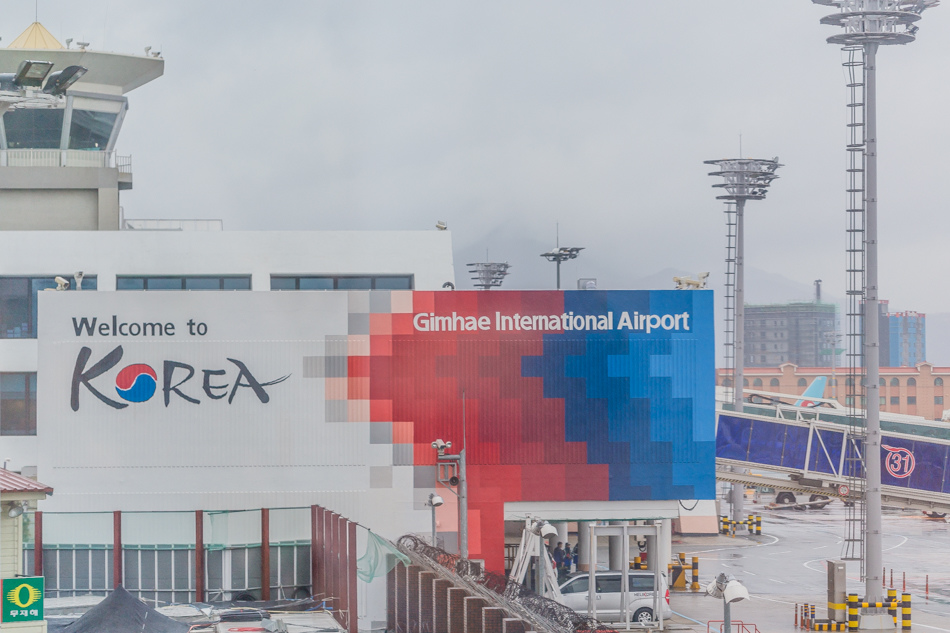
[630,575,656,591]
[0,278,31,338]
[562,577,588,594]
[68,110,118,150]
[145,277,184,290]
[75,551,90,590]
[117,277,145,291]
[1,373,36,436]
[280,545,294,586]
[337,277,372,290]
[3,108,65,149]
[596,576,621,593]
[374,276,412,290]
[298,277,334,290]
[124,550,139,589]
[140,550,156,590]
[908,396,917,405]
[222,277,251,290]
[59,551,74,591]
[270,277,296,291]
[184,277,221,290]
[207,550,223,592]
[173,550,190,589]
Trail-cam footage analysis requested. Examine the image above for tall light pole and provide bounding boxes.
[540,247,583,290]
[706,157,782,413]
[811,0,937,603]
[706,157,782,523]
[427,493,443,546]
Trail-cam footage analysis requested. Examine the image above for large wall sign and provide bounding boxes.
[39,290,714,571]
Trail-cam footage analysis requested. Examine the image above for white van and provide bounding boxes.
[557,570,672,624]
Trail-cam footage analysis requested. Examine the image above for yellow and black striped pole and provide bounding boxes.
[691,556,699,590]
[755,515,762,535]
[847,593,858,631]
[633,555,641,570]
[887,587,897,624]
[901,593,911,630]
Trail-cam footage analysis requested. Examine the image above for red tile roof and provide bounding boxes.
[0,470,53,494]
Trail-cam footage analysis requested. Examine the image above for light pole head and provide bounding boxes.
[705,158,782,202]
[813,0,937,46]
[540,246,583,263]
[467,262,512,290]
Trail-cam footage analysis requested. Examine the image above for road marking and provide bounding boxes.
[690,534,780,554]
[671,610,705,625]
[750,594,797,606]
[884,535,909,552]
[769,578,786,584]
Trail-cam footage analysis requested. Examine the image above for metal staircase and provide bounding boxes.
[842,44,867,577]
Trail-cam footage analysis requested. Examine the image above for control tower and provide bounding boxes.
[0,22,163,230]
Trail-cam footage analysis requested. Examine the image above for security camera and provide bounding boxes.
[430,439,452,451]
[540,523,558,539]
[429,493,444,507]
[74,271,84,290]
[54,276,70,290]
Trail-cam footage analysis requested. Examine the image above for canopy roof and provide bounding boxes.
[8,22,64,50]
[0,469,53,494]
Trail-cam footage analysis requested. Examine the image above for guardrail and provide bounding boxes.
[0,149,130,170]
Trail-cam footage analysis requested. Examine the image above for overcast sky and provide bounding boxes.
[6,1,950,316]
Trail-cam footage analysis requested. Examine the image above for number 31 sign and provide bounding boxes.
[882,445,915,479]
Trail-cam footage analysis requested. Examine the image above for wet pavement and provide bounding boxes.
[657,503,950,632]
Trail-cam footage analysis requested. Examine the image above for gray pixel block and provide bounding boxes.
[326,400,348,423]
[302,356,324,378]
[348,291,371,313]
[413,465,437,488]
[348,312,370,335]
[370,291,391,314]
[325,335,349,356]
[393,444,413,465]
[370,422,393,444]
[370,466,393,488]
[325,355,347,378]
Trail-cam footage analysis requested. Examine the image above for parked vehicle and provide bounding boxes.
[753,485,831,509]
[557,570,672,624]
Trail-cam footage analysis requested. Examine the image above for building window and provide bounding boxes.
[1,276,98,339]
[891,396,900,405]
[3,108,65,149]
[936,396,944,405]
[770,378,780,387]
[797,378,808,387]
[880,397,886,406]
[890,378,899,387]
[907,396,917,405]
[722,379,733,388]
[743,379,749,387]
[0,373,36,436]
[845,396,854,406]
[117,276,251,290]
[936,378,944,387]
[907,377,917,387]
[753,378,762,387]
[270,275,414,290]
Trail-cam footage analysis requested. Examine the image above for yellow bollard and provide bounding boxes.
[847,594,858,632]
[901,593,911,631]
[691,556,700,591]
[887,587,897,624]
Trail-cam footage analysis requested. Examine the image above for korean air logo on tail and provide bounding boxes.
[115,364,158,402]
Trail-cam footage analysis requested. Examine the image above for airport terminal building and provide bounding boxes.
[0,22,716,626]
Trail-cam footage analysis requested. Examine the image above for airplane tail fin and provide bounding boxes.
[794,376,827,407]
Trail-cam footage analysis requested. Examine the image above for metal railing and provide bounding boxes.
[0,149,130,170]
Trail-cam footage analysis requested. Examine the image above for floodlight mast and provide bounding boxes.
[704,157,782,414]
[812,0,937,604]
[540,247,583,290]
[467,262,511,290]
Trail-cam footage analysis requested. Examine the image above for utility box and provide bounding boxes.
[827,560,847,622]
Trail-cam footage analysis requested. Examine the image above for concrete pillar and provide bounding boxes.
[554,522,569,550]
[646,520,672,575]
[418,571,436,633]
[608,520,627,570]
[576,521,591,572]
[447,587,469,633]
[463,596,487,633]
[482,607,505,633]
[433,579,452,633]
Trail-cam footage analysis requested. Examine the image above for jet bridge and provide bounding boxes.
[715,393,950,514]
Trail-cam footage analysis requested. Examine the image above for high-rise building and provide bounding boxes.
[887,311,926,367]
[743,302,837,367]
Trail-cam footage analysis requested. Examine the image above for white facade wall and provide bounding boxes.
[0,229,455,473]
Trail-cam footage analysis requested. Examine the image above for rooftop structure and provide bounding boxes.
[0,21,164,231]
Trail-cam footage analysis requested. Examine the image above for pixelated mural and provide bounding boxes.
[323,289,714,571]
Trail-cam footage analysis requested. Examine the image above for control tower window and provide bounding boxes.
[271,275,414,290]
[3,108,65,149]
[69,110,118,150]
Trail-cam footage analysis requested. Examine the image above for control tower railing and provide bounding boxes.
[0,149,130,170]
